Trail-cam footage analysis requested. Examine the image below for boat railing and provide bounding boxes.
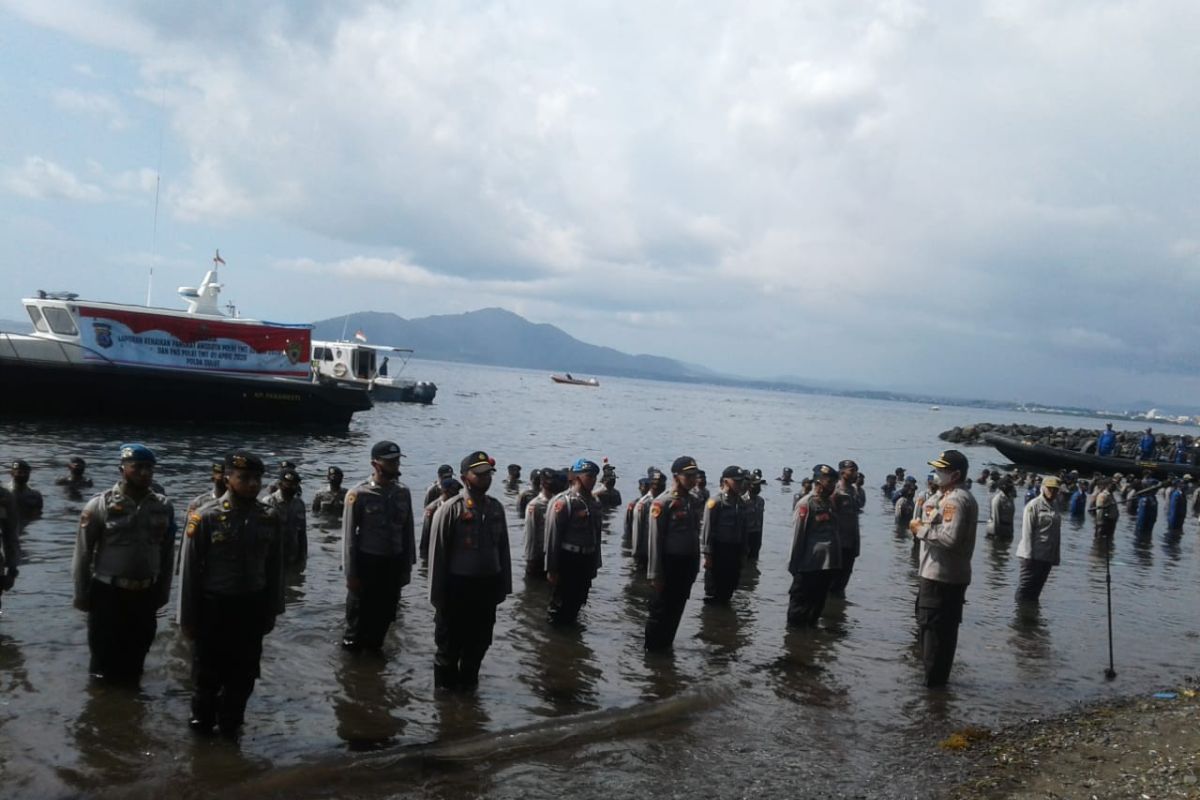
[0,331,117,365]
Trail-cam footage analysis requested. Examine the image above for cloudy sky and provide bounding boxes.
[2,1,1199,408]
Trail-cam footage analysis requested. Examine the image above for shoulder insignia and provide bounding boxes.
[185,518,198,537]
[79,511,91,526]
[706,498,717,509]
[346,492,356,506]
[941,502,957,523]
[222,500,231,510]
[651,501,663,518]
[465,497,474,509]
[797,503,809,517]
[553,500,566,513]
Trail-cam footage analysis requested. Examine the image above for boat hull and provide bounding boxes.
[0,356,371,430]
[983,434,1193,479]
[370,379,437,404]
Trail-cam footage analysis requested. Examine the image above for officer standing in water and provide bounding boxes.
[1016,475,1062,603]
[700,466,747,605]
[743,470,766,561]
[424,465,455,508]
[420,476,461,561]
[787,465,842,627]
[645,456,703,652]
[266,468,307,568]
[179,450,284,737]
[524,468,561,581]
[341,441,416,653]
[0,480,18,612]
[56,457,94,490]
[72,444,176,683]
[830,459,861,597]
[312,466,348,517]
[544,459,603,626]
[428,451,512,690]
[908,449,977,688]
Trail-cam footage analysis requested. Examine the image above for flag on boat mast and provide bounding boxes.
[213,249,226,266]
[354,330,368,343]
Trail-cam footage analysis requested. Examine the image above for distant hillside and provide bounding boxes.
[311,307,714,381]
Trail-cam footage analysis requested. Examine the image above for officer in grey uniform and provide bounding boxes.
[265,460,300,497]
[743,471,766,561]
[701,466,747,604]
[177,462,227,576]
[72,444,176,683]
[593,466,622,509]
[787,465,842,627]
[56,456,94,490]
[9,459,43,532]
[645,456,703,652]
[987,477,1015,539]
[420,477,462,561]
[424,465,455,508]
[545,459,603,626]
[908,449,978,688]
[523,468,563,580]
[633,470,667,569]
[266,469,307,567]
[428,451,512,690]
[624,477,651,548]
[894,478,917,530]
[1016,476,1062,603]
[517,469,542,518]
[0,483,21,612]
[341,441,416,652]
[312,466,348,517]
[830,459,861,597]
[179,450,284,736]
[1089,476,1120,538]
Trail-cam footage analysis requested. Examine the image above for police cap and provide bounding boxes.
[440,477,462,492]
[543,468,569,490]
[211,461,225,475]
[437,464,454,478]
[671,456,699,475]
[278,460,297,473]
[119,444,156,464]
[280,469,301,485]
[462,451,497,475]
[371,441,402,461]
[327,465,343,478]
[928,449,969,475]
[813,464,837,481]
[837,459,858,471]
[571,458,601,476]
[1042,476,1061,489]
[69,456,87,469]
[637,477,651,489]
[721,465,744,480]
[225,450,265,474]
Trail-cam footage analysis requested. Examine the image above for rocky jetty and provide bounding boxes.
[939,423,1182,455]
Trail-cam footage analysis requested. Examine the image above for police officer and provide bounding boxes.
[428,451,512,690]
[633,470,667,569]
[693,470,710,502]
[987,477,1015,539]
[645,456,703,652]
[179,450,284,737]
[0,482,20,612]
[744,470,766,561]
[594,467,623,509]
[624,477,651,549]
[504,463,522,494]
[517,469,543,518]
[793,477,813,509]
[523,469,562,580]
[72,444,176,683]
[894,478,917,530]
[341,441,416,652]
[266,469,307,567]
[312,466,348,517]
[908,449,978,688]
[1016,476,1062,603]
[177,462,227,576]
[830,459,861,597]
[265,460,300,497]
[1089,476,1120,537]
[545,459,603,626]
[56,457,93,490]
[424,465,455,508]
[9,460,43,531]
[778,467,794,485]
[787,465,842,627]
[420,477,462,561]
[701,466,747,605]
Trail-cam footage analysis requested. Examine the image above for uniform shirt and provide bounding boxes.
[987,492,1015,538]
[743,494,765,543]
[187,487,223,516]
[72,482,176,607]
[517,486,539,519]
[178,493,284,628]
[833,480,860,556]
[9,483,43,531]
[420,496,449,560]
[341,479,416,583]
[265,489,308,565]
[788,492,842,574]
[311,484,348,516]
[422,481,443,509]
[524,493,551,564]
[894,494,915,527]
[1018,493,1061,565]
[427,492,512,609]
[913,485,978,585]
[593,485,623,509]
[544,487,603,574]
[0,487,21,575]
[700,489,746,553]
[632,492,656,561]
[55,475,94,489]
[647,488,702,581]
[1090,489,1119,535]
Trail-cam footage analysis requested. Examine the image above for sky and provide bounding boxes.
[2,1,1199,409]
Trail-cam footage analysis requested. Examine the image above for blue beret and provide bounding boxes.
[120,444,156,464]
[571,458,601,475]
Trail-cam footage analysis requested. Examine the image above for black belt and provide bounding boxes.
[94,575,155,590]
[561,542,596,554]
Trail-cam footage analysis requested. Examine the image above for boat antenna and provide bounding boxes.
[146,84,167,307]
[340,314,350,342]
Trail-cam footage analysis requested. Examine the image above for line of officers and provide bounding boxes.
[49,440,982,740]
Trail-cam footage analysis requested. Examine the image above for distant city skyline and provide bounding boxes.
[3,2,1200,409]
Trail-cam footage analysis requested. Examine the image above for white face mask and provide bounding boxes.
[934,469,955,486]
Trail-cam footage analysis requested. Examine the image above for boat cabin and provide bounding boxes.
[311,341,410,382]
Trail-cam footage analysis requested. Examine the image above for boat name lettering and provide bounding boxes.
[115,333,251,363]
[253,392,300,402]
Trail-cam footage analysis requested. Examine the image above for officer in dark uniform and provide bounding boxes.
[693,470,710,502]
[72,444,176,683]
[504,463,522,494]
[523,469,561,580]
[545,459,603,626]
[179,450,284,736]
[594,465,622,508]
[624,477,651,548]
[428,451,512,690]
[341,441,416,652]
[517,469,542,518]
[9,460,43,531]
[778,467,794,485]
[56,457,94,490]
[0,482,20,612]
[645,456,702,652]
[792,477,813,509]
[830,459,861,597]
[701,466,747,604]
[423,465,455,508]
[744,470,766,560]
[633,470,667,569]
[312,466,348,517]
[266,469,307,567]
[787,465,842,627]
[265,460,299,496]
[177,462,228,575]
[420,477,461,561]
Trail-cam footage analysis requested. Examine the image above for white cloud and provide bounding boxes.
[4,156,106,202]
[51,88,129,130]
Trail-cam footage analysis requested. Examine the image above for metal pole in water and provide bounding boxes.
[1103,533,1117,680]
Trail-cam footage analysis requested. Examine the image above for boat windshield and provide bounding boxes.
[42,306,78,336]
[25,304,49,333]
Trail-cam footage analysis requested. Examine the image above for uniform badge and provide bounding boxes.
[797,505,809,518]
[554,500,566,513]
[941,503,956,523]
[706,498,717,509]
[651,502,663,518]
[346,492,356,506]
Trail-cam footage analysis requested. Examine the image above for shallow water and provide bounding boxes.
[0,361,1197,798]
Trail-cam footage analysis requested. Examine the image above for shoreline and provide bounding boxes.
[942,674,1200,799]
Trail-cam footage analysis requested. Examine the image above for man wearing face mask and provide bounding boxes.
[341,441,416,653]
[544,459,603,626]
[830,459,861,597]
[1016,475,1061,604]
[645,456,703,652]
[787,464,842,627]
[266,469,307,568]
[908,449,978,688]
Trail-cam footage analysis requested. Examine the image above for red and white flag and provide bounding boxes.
[213,249,226,265]
[354,330,368,342]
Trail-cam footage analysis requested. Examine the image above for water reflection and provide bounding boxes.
[334,653,407,750]
[65,684,152,790]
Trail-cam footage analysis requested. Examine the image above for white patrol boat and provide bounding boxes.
[311,339,437,404]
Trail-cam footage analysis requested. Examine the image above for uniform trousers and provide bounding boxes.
[787,570,835,627]
[345,552,406,650]
[547,550,594,625]
[525,558,547,581]
[745,528,763,560]
[703,541,743,604]
[1015,558,1053,602]
[192,590,271,733]
[644,555,697,652]
[915,578,967,688]
[829,549,857,595]
[434,573,501,689]
[87,579,160,681]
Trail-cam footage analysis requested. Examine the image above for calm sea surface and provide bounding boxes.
[1,361,1197,798]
